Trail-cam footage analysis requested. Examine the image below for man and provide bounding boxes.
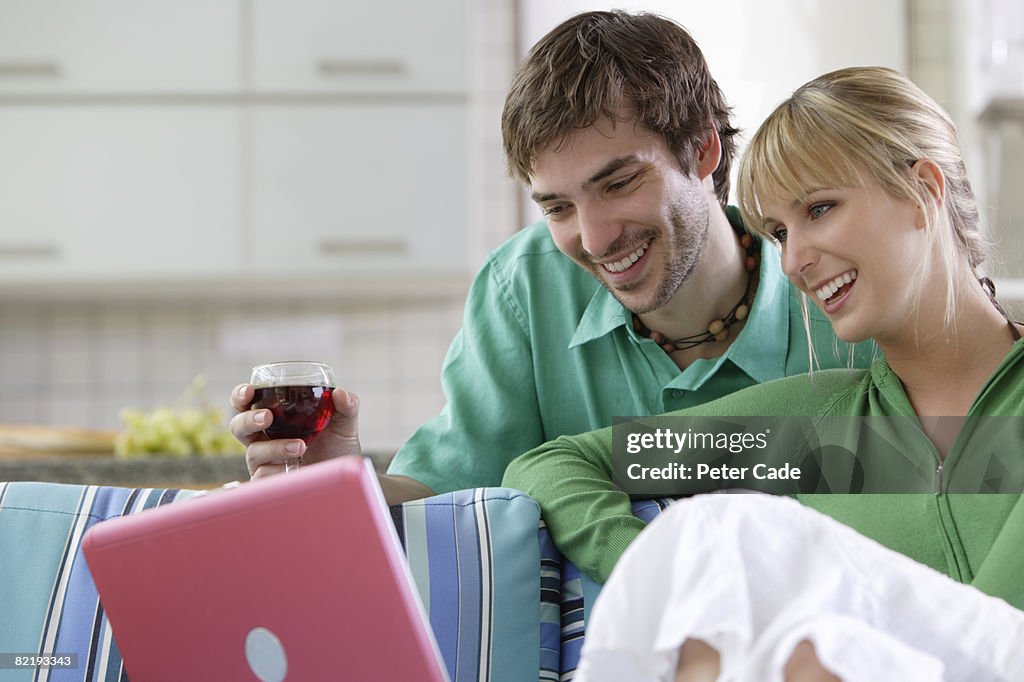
[230,10,869,503]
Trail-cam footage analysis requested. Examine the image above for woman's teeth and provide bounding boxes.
[603,242,650,273]
[815,270,858,301]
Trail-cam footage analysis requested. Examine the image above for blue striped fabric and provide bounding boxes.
[394,488,545,682]
[538,521,562,682]
[559,560,586,680]
[0,482,199,682]
[558,498,676,680]
[0,482,548,682]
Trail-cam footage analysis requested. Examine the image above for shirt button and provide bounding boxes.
[669,389,685,399]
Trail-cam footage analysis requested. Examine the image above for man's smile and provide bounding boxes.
[600,240,652,273]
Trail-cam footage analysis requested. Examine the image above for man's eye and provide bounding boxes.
[609,174,639,192]
[808,203,833,220]
[771,227,788,244]
[542,204,569,218]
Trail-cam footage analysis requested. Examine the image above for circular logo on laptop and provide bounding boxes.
[245,626,288,682]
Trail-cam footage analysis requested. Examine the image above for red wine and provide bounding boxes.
[252,385,334,443]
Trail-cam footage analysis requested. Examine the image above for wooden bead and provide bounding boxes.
[740,233,752,249]
[745,256,757,271]
[708,319,725,335]
[735,304,749,321]
[714,330,729,342]
[662,342,676,353]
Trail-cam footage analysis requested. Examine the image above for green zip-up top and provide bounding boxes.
[503,339,1024,608]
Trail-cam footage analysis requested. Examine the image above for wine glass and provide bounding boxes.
[249,361,336,473]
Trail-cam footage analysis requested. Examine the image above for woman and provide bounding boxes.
[502,67,1024,680]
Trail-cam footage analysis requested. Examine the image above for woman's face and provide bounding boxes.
[759,173,927,345]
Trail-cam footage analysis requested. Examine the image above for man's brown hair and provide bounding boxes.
[502,10,738,206]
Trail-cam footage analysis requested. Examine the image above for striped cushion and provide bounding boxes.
[559,498,676,678]
[391,488,545,682]
[0,482,200,681]
[538,521,563,682]
[0,482,546,682]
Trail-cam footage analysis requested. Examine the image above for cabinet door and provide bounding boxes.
[0,107,239,280]
[246,105,467,274]
[249,0,467,93]
[0,0,238,93]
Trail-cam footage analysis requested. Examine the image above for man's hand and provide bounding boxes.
[230,383,362,480]
[229,384,436,503]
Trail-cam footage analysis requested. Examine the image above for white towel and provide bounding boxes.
[575,495,1024,682]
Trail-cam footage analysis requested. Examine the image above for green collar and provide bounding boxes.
[869,335,1024,417]
[568,207,791,386]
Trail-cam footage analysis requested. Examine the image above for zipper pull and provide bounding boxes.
[934,462,944,495]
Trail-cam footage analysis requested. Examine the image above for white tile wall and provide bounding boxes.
[0,298,465,454]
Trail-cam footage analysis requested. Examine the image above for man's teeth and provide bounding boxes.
[815,270,858,301]
[603,242,650,273]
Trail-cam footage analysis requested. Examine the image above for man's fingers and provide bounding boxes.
[245,439,306,476]
[229,407,273,444]
[329,389,360,437]
[332,388,359,416]
[230,383,254,412]
[249,463,287,481]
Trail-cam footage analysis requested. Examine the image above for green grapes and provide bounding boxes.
[114,376,245,458]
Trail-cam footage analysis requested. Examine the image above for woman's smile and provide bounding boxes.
[813,269,858,314]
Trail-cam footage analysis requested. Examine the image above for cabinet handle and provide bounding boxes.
[0,244,59,259]
[318,238,407,255]
[0,61,61,78]
[316,58,405,77]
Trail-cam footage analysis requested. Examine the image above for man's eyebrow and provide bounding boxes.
[530,155,640,204]
[530,189,561,203]
[583,156,638,190]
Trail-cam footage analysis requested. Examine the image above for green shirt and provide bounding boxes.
[389,209,870,493]
[502,339,1024,609]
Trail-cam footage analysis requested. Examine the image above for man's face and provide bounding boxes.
[529,119,709,314]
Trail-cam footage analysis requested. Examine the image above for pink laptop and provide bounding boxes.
[82,456,449,682]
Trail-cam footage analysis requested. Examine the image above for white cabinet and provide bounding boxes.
[0,107,240,280]
[0,1,474,290]
[0,0,239,93]
[249,0,468,93]
[242,0,472,277]
[247,104,466,274]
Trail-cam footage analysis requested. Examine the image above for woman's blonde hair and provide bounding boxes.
[737,66,989,347]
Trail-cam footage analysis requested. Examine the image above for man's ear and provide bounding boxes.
[696,127,722,179]
[912,158,945,229]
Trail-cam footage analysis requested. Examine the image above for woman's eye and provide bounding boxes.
[808,202,833,220]
[771,227,788,244]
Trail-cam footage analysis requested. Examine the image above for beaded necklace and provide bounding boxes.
[632,232,759,354]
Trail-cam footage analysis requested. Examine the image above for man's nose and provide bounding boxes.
[578,205,625,259]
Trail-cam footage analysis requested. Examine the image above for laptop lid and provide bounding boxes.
[82,456,449,682]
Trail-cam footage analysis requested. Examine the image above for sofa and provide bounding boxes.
[0,479,670,681]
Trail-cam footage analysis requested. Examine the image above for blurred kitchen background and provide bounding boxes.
[1,0,1023,470]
